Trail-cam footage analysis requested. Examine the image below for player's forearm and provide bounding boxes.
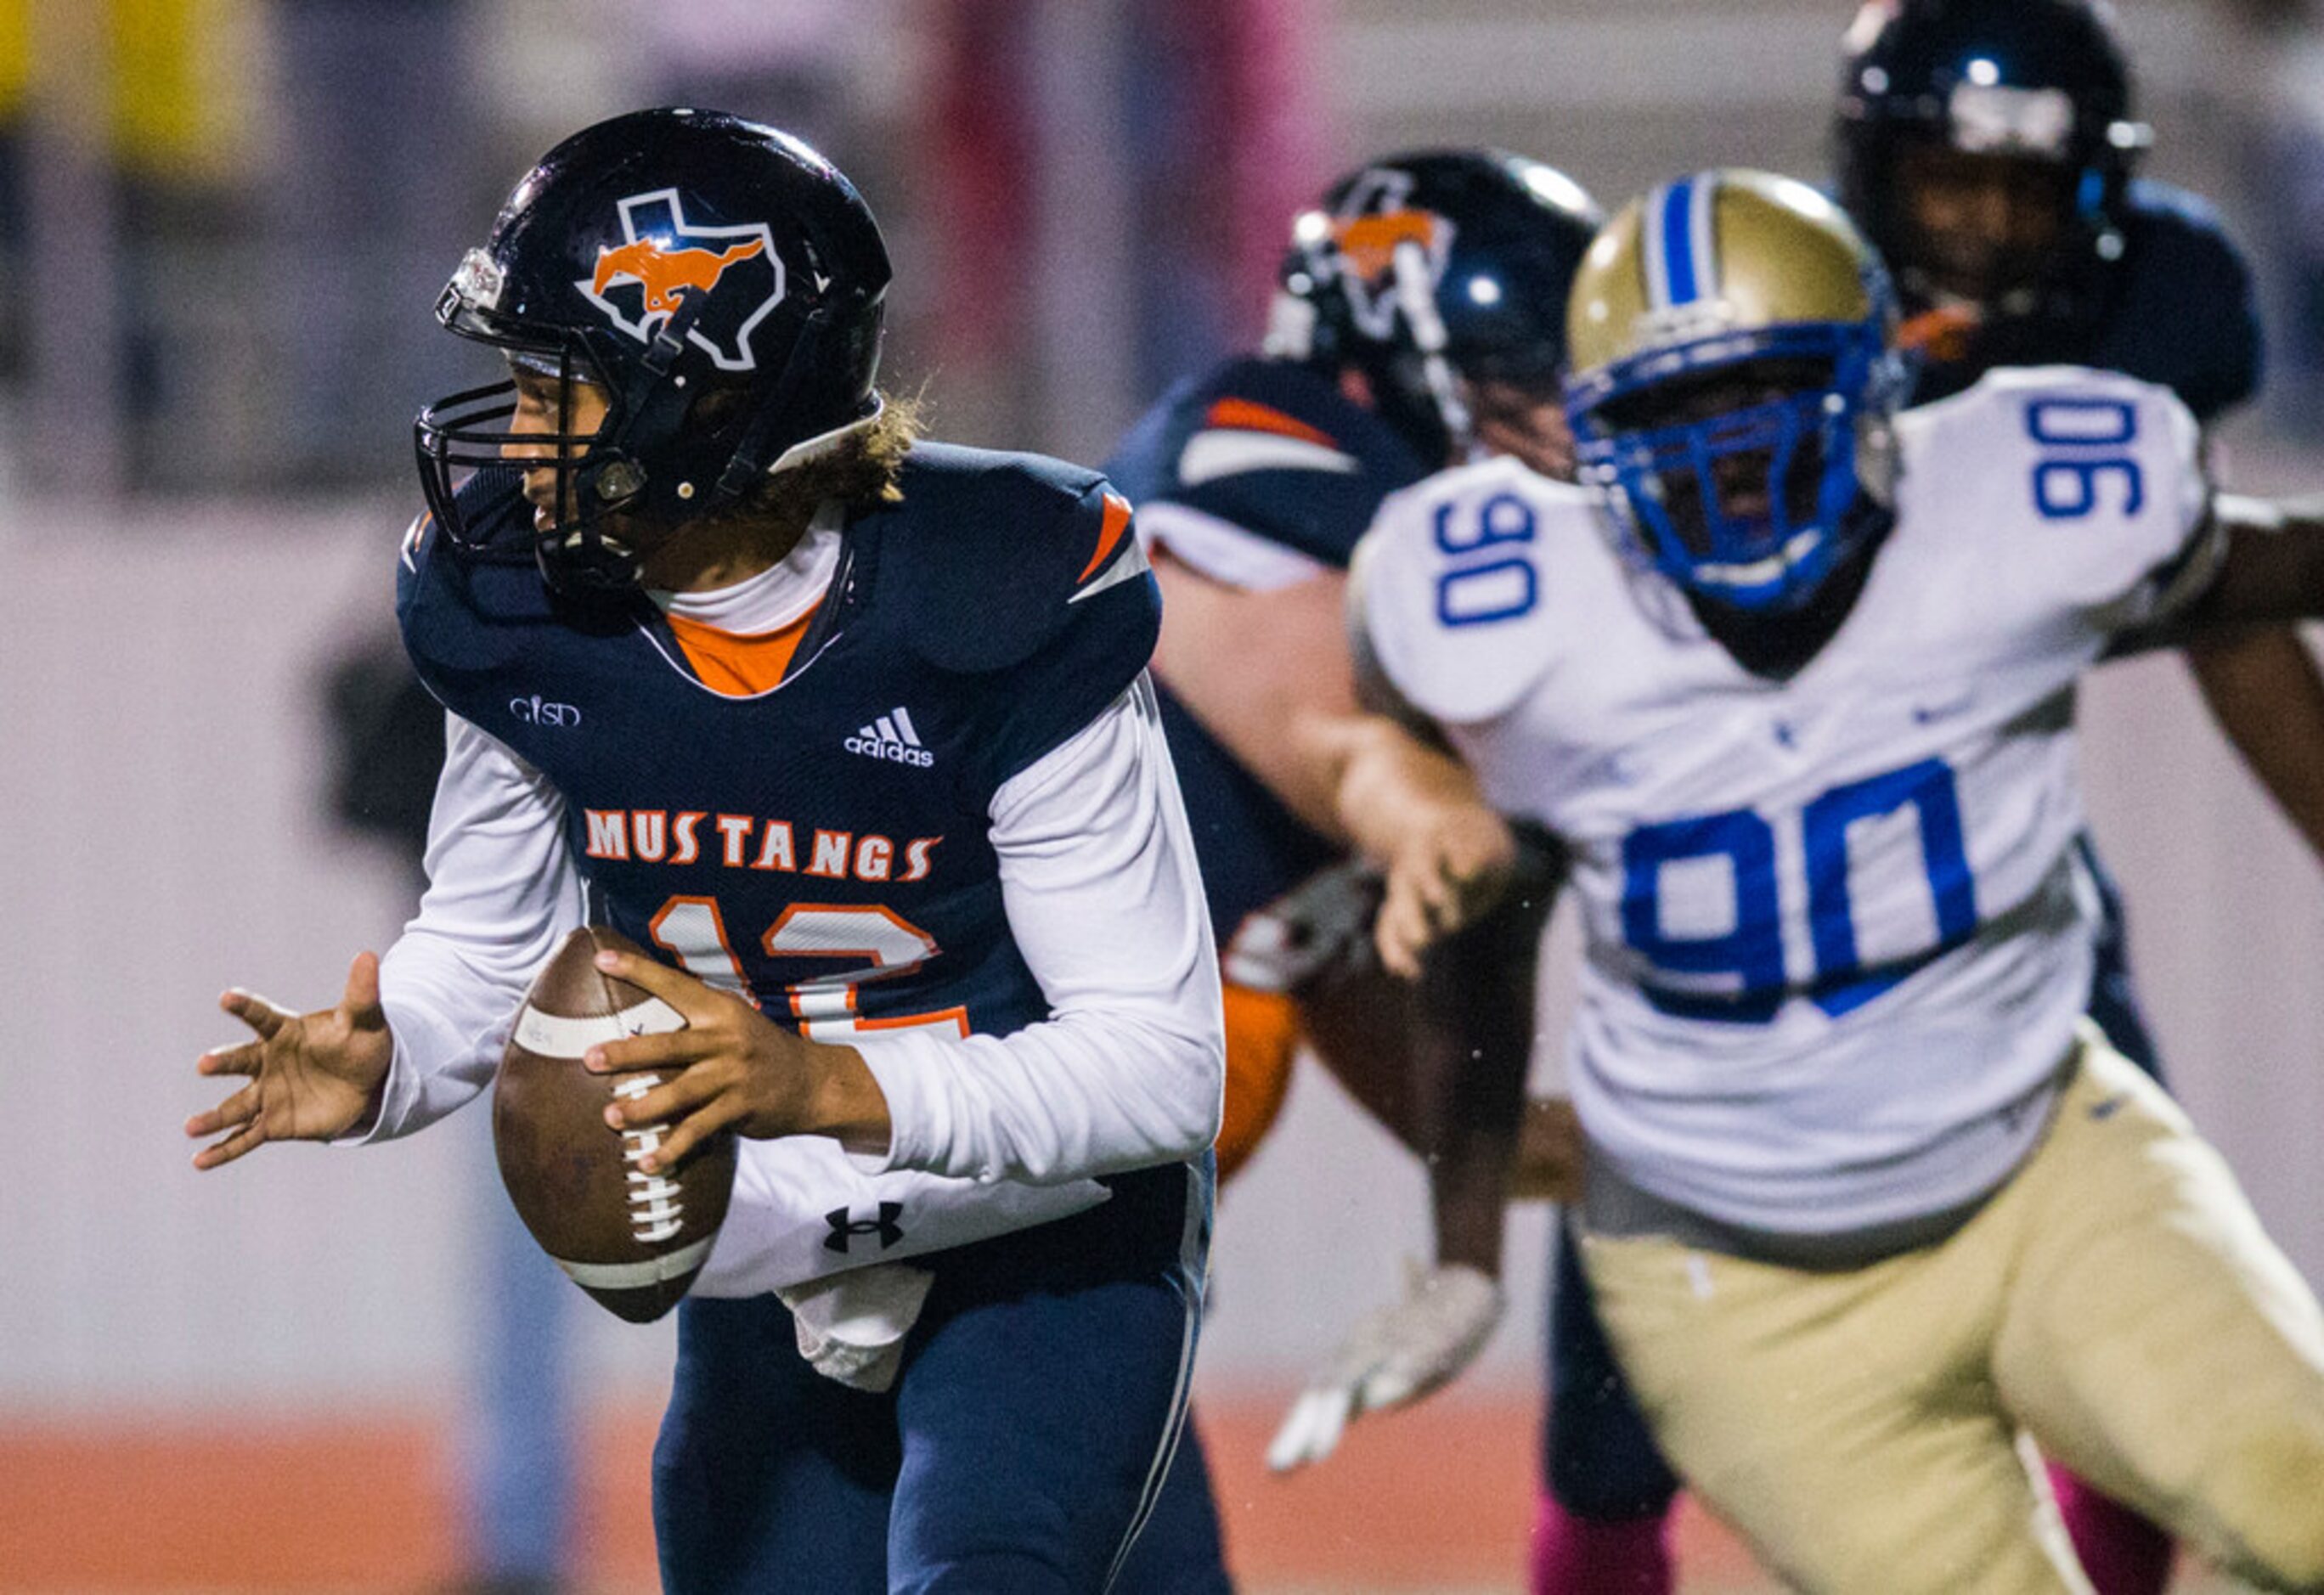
[795,1041,894,1156]
[2176,494,2324,629]
[1416,859,1555,1273]
[1430,1146,1512,1275]
[2185,626,2324,861]
[1151,559,1363,839]
[358,713,584,1141]
[1325,714,1490,869]
[858,1011,1222,1183]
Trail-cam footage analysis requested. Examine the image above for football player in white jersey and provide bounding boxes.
[1337,169,2324,1592]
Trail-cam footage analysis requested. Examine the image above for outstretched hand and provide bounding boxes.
[1266,1260,1505,1473]
[188,953,395,1169]
[580,948,891,1171]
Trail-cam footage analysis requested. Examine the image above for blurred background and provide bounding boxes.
[3,1,2323,1591]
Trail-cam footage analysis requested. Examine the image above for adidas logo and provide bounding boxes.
[844,707,934,768]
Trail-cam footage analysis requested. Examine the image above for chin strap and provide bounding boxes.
[714,301,881,500]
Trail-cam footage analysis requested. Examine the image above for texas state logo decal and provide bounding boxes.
[578,189,782,371]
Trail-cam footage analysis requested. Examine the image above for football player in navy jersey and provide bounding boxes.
[1526,5,2324,1592]
[186,110,1224,1593]
[1100,149,1599,1591]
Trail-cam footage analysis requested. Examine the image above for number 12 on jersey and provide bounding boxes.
[1621,758,1977,1023]
[647,896,970,1040]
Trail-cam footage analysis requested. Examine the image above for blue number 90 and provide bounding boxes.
[1433,493,1539,628]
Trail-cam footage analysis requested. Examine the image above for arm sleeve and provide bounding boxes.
[354,713,585,1141]
[850,675,1226,1184]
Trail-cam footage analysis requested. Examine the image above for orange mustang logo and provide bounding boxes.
[1332,209,1444,286]
[590,237,768,316]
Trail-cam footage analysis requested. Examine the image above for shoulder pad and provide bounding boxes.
[876,442,1156,674]
[1105,358,1430,568]
[1354,459,1582,724]
[1902,367,2208,624]
[398,471,591,684]
[2105,180,2261,420]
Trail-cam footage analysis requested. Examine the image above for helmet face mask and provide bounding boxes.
[1266,149,1601,471]
[413,110,891,596]
[416,327,660,591]
[1565,171,1908,617]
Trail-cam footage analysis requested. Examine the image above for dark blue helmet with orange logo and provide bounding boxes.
[1265,149,1602,466]
[415,108,890,593]
[1833,0,2146,333]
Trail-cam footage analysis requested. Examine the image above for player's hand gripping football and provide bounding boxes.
[581,948,888,1169]
[1266,1260,1505,1473]
[187,953,395,1168]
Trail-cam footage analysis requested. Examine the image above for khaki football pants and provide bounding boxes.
[1579,1029,2324,1593]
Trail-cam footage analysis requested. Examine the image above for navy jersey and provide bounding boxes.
[1104,358,1429,962]
[397,445,1159,1044]
[1910,178,2262,422]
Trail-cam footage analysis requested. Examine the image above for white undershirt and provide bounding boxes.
[366,535,1225,1196]
[642,509,842,630]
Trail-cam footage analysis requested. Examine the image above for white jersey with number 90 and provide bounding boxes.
[1356,366,2213,1236]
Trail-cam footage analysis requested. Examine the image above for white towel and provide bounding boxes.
[775,1263,937,1393]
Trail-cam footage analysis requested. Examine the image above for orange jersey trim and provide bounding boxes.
[1201,396,1340,449]
[662,600,821,697]
[1079,490,1136,583]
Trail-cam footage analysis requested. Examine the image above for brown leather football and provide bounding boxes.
[492,924,736,1322]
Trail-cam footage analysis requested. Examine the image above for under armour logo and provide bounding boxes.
[824,1202,905,1254]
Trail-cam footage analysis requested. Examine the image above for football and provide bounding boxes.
[492,924,736,1322]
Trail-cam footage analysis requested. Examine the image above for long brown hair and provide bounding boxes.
[735,392,922,529]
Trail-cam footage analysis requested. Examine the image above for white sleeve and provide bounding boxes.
[357,713,585,1141]
[849,674,1226,1184]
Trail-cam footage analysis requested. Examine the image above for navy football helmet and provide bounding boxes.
[1265,149,1602,466]
[1834,0,2147,331]
[415,108,890,594]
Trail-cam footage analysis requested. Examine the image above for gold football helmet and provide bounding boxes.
[1563,169,1908,612]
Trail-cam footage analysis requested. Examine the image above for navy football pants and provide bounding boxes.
[1542,833,2165,1522]
[1108,1410,1235,1593]
[653,1160,1210,1593]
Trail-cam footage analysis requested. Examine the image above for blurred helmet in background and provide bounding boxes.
[1266,149,1602,467]
[1833,0,2146,332]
